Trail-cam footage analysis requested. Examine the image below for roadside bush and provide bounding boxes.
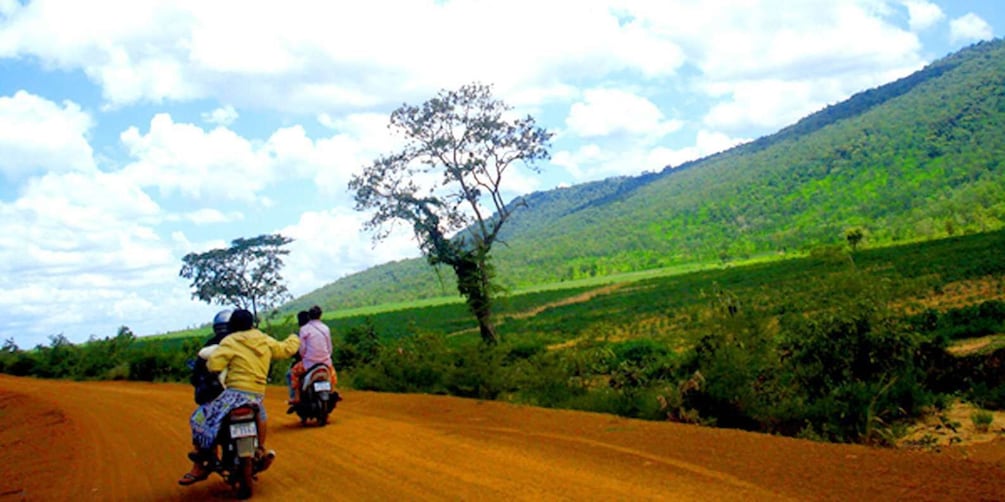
[907,300,1005,341]
[351,333,450,393]
[126,337,198,382]
[30,335,82,379]
[971,409,994,432]
[968,380,1005,409]
[503,340,546,363]
[445,343,509,399]
[677,297,784,431]
[76,328,136,380]
[334,320,382,370]
[504,349,589,408]
[778,271,934,442]
[0,341,35,376]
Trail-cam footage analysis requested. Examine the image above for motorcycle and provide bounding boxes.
[189,405,270,499]
[292,363,341,426]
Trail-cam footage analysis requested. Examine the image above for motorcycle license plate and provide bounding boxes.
[229,421,257,439]
[313,381,332,392]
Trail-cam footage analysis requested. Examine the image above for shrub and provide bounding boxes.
[445,343,509,399]
[351,333,450,393]
[972,409,994,432]
[907,300,1005,341]
[778,270,934,441]
[335,320,382,370]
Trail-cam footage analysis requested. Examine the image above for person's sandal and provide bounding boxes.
[178,466,210,486]
[256,449,276,472]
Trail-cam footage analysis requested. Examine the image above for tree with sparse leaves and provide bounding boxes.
[179,234,294,321]
[349,83,552,344]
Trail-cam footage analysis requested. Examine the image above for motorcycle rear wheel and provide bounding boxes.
[234,457,254,499]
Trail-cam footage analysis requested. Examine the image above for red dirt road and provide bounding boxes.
[1,375,1004,501]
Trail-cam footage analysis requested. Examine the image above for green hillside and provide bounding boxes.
[292,38,1005,313]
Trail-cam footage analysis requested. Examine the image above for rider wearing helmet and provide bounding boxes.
[190,309,233,405]
[180,308,300,486]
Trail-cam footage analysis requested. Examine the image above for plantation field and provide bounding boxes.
[316,229,1005,347]
[142,230,1005,351]
[2,375,1004,501]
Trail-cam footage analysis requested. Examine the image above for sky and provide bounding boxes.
[0,0,1001,348]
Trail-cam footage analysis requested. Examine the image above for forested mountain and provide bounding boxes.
[288,38,1005,312]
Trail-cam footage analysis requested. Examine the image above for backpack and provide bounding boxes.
[191,357,224,405]
[190,333,227,405]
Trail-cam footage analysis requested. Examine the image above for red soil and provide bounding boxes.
[1,375,1003,501]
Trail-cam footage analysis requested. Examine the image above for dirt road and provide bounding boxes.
[1,375,1004,501]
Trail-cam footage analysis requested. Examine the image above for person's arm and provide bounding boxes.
[198,344,218,360]
[268,333,301,359]
[206,338,236,373]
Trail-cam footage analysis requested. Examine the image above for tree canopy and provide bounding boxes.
[179,233,294,321]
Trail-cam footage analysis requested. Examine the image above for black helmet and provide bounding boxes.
[212,309,233,337]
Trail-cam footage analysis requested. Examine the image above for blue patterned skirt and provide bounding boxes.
[190,388,267,449]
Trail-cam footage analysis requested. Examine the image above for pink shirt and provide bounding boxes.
[299,319,332,369]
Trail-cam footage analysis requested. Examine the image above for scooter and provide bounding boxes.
[292,364,341,426]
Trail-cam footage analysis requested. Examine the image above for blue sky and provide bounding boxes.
[0,0,1001,348]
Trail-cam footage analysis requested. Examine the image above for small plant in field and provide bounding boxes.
[902,433,940,451]
[971,409,994,433]
[937,414,961,433]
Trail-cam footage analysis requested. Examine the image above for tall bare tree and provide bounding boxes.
[349,83,552,344]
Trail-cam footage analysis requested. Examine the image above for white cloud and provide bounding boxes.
[0,168,187,344]
[950,13,993,44]
[616,1,926,136]
[565,88,681,138]
[202,105,238,126]
[551,143,641,182]
[0,0,688,111]
[280,208,418,298]
[180,208,242,225]
[119,113,277,202]
[703,79,831,131]
[901,0,944,31]
[653,130,748,169]
[0,0,20,16]
[0,91,95,179]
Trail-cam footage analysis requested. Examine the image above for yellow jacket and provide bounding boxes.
[207,328,300,395]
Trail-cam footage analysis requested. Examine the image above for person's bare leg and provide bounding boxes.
[257,415,267,447]
[254,412,276,471]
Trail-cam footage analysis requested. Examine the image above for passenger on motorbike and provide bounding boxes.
[179,308,300,486]
[287,305,337,412]
[285,310,310,404]
[190,309,232,405]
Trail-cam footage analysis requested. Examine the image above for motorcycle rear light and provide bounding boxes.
[230,407,256,421]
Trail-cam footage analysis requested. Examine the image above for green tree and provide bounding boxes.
[845,227,865,252]
[349,83,552,344]
[179,233,294,321]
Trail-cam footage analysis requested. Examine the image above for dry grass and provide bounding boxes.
[898,400,1005,450]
